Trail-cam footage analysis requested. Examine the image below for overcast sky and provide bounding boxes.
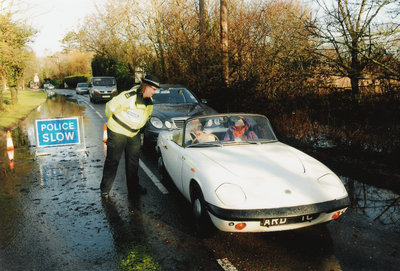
[26,0,104,56]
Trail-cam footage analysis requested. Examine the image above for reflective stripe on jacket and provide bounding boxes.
[105,86,153,137]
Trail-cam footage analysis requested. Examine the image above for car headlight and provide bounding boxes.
[164,120,172,129]
[150,117,163,129]
[318,173,347,194]
[215,183,246,207]
[150,117,173,129]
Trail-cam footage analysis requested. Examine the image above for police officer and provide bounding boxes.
[100,74,160,198]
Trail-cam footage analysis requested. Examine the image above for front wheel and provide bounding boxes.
[191,186,214,237]
[157,156,169,181]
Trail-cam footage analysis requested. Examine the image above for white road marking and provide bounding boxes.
[96,111,105,120]
[139,159,169,194]
[217,258,238,271]
[86,98,169,194]
[82,100,105,121]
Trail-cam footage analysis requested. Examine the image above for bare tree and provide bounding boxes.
[308,0,400,98]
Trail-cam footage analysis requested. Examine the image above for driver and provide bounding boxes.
[185,118,217,144]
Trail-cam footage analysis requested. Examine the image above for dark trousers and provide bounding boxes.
[100,128,141,194]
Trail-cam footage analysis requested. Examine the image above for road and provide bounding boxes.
[0,89,399,271]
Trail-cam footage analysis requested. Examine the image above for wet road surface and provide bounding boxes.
[0,90,399,270]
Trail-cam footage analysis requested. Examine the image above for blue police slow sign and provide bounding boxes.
[35,117,81,147]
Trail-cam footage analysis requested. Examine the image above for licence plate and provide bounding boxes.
[103,95,110,98]
[260,213,319,227]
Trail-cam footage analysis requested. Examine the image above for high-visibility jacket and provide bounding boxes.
[105,86,153,137]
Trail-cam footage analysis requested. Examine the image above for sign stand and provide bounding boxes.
[34,116,87,157]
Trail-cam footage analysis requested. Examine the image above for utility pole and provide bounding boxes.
[220,0,229,88]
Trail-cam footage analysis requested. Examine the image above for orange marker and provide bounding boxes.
[9,160,14,171]
[7,149,14,161]
[6,130,14,151]
[103,123,108,143]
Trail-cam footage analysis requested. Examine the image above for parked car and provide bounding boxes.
[43,83,55,90]
[143,85,217,149]
[157,113,350,234]
[89,76,117,103]
[76,82,89,94]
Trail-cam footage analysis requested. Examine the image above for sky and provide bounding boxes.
[26,0,104,57]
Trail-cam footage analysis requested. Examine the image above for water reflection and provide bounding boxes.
[0,127,35,179]
[24,95,85,147]
[0,95,87,247]
[343,177,400,233]
[7,151,14,171]
[1,95,86,177]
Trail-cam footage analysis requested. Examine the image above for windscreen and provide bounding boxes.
[93,78,116,86]
[152,88,198,104]
[184,114,277,146]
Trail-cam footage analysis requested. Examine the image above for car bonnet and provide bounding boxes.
[195,142,347,207]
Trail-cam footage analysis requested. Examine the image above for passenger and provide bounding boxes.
[223,116,258,141]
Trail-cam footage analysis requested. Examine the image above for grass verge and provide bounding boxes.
[0,90,47,131]
[120,245,161,271]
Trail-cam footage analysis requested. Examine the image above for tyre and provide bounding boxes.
[157,156,169,181]
[191,184,215,237]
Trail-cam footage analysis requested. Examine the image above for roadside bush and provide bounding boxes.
[50,78,63,89]
[63,75,90,89]
[261,89,400,156]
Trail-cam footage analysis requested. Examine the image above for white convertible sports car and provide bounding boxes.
[157,113,349,233]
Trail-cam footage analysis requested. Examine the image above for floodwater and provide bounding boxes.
[0,95,121,270]
[0,94,399,270]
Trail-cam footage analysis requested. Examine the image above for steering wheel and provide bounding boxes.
[191,133,220,144]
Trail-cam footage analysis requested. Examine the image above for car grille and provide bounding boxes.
[172,117,188,129]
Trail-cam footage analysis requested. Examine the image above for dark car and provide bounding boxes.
[143,85,217,149]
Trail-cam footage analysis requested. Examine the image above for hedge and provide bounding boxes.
[64,75,90,88]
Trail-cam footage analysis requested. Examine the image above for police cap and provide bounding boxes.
[142,74,160,88]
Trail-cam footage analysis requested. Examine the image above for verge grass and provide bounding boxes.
[0,90,47,131]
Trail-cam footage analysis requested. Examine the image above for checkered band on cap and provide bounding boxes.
[142,74,160,88]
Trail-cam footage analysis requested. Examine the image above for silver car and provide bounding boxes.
[88,76,118,103]
[76,82,89,94]
[44,83,55,90]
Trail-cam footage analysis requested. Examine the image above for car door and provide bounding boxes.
[161,139,184,192]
